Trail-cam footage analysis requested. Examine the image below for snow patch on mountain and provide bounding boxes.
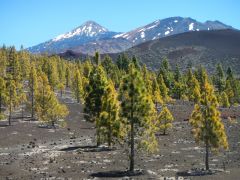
[141,32,145,38]
[189,23,194,31]
[165,31,170,35]
[113,33,125,38]
[138,28,146,32]
[146,24,158,30]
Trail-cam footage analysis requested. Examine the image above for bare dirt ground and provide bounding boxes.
[0,92,240,180]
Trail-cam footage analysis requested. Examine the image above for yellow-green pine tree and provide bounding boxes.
[100,80,123,147]
[186,69,201,103]
[65,64,71,88]
[158,74,170,102]
[152,76,163,108]
[0,77,7,120]
[28,65,38,119]
[156,105,174,135]
[190,71,228,170]
[221,92,230,108]
[6,80,17,125]
[72,68,83,103]
[120,63,158,172]
[57,83,65,97]
[35,73,68,127]
[84,64,108,146]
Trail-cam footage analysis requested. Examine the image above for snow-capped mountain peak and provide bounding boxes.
[113,17,233,45]
[28,17,234,54]
[53,21,109,42]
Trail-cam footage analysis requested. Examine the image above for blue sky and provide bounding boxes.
[1,0,239,48]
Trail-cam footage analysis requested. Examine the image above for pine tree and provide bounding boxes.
[173,81,186,100]
[82,59,93,79]
[47,60,59,90]
[102,55,114,76]
[28,65,38,119]
[214,63,225,93]
[220,92,230,108]
[156,105,174,135]
[19,48,31,81]
[120,63,158,172]
[142,64,152,92]
[6,80,17,125]
[65,65,71,88]
[158,57,173,89]
[57,58,66,86]
[186,69,201,103]
[226,67,233,81]
[57,83,65,97]
[18,83,27,120]
[72,69,83,103]
[35,73,68,127]
[131,56,140,70]
[189,71,228,170]
[84,65,108,146]
[158,74,170,102]
[94,51,100,66]
[139,94,158,153]
[172,65,186,99]
[224,68,240,104]
[0,77,7,120]
[0,47,7,77]
[100,80,123,147]
[47,96,69,128]
[152,76,163,108]
[7,46,21,82]
[224,79,234,104]
[116,54,130,71]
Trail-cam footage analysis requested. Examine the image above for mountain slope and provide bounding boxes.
[122,29,240,74]
[113,17,233,45]
[28,17,234,55]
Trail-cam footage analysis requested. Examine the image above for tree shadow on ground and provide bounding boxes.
[90,170,144,178]
[60,145,116,152]
[0,124,9,127]
[176,169,218,177]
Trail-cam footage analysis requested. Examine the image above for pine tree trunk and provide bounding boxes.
[31,90,34,119]
[205,140,209,170]
[130,118,134,172]
[9,101,11,126]
[163,119,166,135]
[108,124,112,147]
[96,118,100,147]
[129,98,134,172]
[108,109,112,147]
[31,79,34,120]
[21,101,24,120]
[52,121,55,128]
[0,94,2,113]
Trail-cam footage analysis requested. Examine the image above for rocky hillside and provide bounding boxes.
[123,29,240,75]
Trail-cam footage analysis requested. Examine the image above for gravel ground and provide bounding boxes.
[0,94,240,180]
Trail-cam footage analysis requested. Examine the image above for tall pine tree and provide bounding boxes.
[120,63,158,172]
[190,70,228,170]
[84,64,108,146]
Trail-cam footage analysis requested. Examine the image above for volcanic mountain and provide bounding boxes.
[27,17,234,55]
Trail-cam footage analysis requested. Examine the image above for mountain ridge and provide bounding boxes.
[27,17,234,54]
